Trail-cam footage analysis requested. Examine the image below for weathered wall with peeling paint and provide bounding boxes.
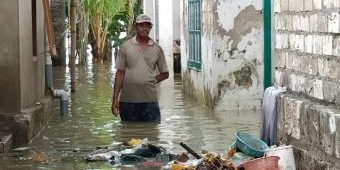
[181,0,264,110]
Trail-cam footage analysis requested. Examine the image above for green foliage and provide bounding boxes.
[107,11,129,48]
[65,0,143,59]
[107,0,143,48]
[78,0,127,56]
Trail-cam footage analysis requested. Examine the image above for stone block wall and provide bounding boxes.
[276,94,340,169]
[273,0,340,169]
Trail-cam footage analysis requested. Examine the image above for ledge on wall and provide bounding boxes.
[276,93,340,170]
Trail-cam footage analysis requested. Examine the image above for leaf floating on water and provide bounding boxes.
[176,153,189,163]
[29,153,48,162]
[195,152,238,170]
[226,146,237,160]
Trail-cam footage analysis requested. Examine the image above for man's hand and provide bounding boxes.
[111,101,119,117]
[112,69,125,117]
[155,72,169,84]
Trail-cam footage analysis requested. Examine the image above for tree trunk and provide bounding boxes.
[77,0,88,65]
[70,0,77,92]
[91,39,112,63]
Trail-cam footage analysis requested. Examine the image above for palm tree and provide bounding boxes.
[66,0,141,63]
[107,0,143,59]
[80,0,127,63]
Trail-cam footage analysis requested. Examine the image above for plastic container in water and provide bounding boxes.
[230,152,253,167]
[265,145,296,170]
[227,141,254,166]
[235,132,269,157]
[242,156,280,170]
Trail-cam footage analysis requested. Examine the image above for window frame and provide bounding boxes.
[188,0,202,71]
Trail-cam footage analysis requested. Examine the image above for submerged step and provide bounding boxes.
[0,133,13,153]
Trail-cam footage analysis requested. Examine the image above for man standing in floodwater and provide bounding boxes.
[111,14,169,122]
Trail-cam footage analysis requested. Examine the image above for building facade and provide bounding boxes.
[175,0,340,168]
[0,0,53,152]
[180,0,264,111]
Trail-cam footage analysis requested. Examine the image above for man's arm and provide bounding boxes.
[155,72,169,84]
[111,69,125,116]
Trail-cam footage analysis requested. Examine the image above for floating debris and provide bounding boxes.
[195,152,237,170]
[84,138,177,167]
[13,146,30,151]
[85,148,120,161]
[28,153,49,163]
[83,137,285,170]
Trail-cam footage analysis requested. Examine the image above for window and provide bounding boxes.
[188,0,201,70]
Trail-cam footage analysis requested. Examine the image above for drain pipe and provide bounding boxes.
[45,53,54,89]
[45,53,69,115]
[53,89,68,115]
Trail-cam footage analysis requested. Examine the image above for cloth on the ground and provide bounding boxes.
[260,85,287,146]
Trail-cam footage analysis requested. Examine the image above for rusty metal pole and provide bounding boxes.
[70,0,77,92]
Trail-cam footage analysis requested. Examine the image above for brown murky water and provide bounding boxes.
[0,59,261,170]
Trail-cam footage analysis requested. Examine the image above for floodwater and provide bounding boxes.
[0,58,261,170]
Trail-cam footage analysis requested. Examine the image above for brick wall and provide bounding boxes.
[273,0,340,169]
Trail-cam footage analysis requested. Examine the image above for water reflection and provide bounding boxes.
[115,122,161,143]
[0,53,261,169]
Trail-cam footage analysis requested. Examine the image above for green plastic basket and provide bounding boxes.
[235,132,268,158]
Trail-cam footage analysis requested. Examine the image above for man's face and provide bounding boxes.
[135,22,152,37]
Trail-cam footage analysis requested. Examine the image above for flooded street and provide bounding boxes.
[1,60,261,169]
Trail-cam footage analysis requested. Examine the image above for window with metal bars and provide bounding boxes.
[188,0,201,71]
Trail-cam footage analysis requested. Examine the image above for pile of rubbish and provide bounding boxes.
[85,138,176,166]
[84,138,240,169]
[84,133,296,170]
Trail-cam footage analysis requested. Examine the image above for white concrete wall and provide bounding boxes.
[172,0,180,40]
[158,0,174,77]
[144,0,179,77]
[143,0,156,40]
[181,0,264,110]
